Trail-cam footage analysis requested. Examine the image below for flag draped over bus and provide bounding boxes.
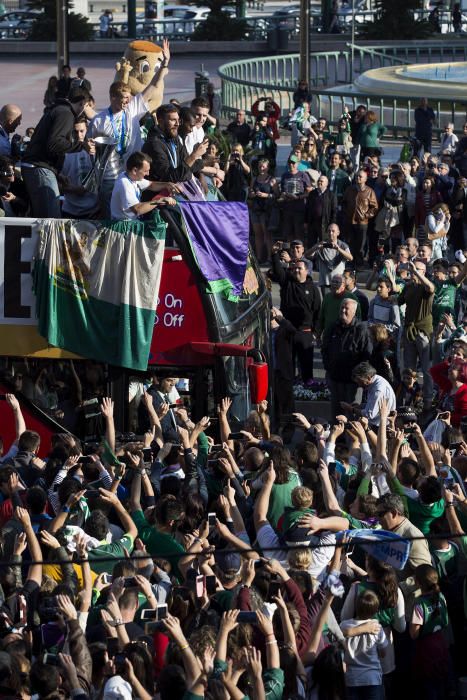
[32,217,166,370]
[179,201,250,302]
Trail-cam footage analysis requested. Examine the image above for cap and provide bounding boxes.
[288,155,299,164]
[215,551,242,573]
[291,239,304,246]
[103,676,133,700]
[397,406,417,424]
[438,162,449,170]
[284,523,312,546]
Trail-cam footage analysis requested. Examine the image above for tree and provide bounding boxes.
[192,0,248,41]
[27,0,93,41]
[359,0,432,39]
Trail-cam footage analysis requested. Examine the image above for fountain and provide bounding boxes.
[353,61,467,100]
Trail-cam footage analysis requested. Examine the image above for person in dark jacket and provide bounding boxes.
[143,103,205,185]
[304,175,337,247]
[321,297,373,419]
[271,306,296,430]
[21,87,91,217]
[272,247,322,384]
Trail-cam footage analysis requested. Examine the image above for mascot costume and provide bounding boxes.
[115,39,167,113]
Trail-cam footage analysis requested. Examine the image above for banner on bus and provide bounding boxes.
[0,218,76,357]
[33,217,166,371]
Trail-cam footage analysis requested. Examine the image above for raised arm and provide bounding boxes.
[412,423,436,477]
[6,394,26,443]
[141,38,170,106]
[15,507,42,586]
[98,488,137,540]
[100,397,116,454]
[217,397,233,447]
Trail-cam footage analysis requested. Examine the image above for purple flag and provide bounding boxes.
[179,201,250,302]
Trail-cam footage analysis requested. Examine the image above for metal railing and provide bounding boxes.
[2,7,467,41]
[218,43,467,141]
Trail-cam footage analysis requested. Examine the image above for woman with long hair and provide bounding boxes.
[309,643,347,700]
[414,176,442,235]
[43,76,58,111]
[359,110,386,159]
[409,564,450,700]
[341,555,405,694]
[266,446,301,529]
[430,356,467,428]
[425,201,451,261]
[249,157,276,263]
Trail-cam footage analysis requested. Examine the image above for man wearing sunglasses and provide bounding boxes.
[0,155,27,217]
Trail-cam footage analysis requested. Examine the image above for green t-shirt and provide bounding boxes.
[406,497,445,535]
[267,470,301,529]
[433,279,458,328]
[430,542,459,580]
[241,669,285,700]
[88,534,134,574]
[280,506,315,534]
[339,463,358,491]
[412,592,449,637]
[131,509,185,579]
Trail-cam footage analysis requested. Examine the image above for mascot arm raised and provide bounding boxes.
[114,38,170,113]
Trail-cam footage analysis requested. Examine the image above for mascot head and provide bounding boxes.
[114,40,164,96]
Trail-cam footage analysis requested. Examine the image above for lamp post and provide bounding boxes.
[350,0,355,83]
[299,0,309,84]
[56,0,69,75]
[128,0,136,38]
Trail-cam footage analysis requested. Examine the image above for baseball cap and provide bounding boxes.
[291,239,304,246]
[288,155,299,164]
[103,676,133,700]
[284,523,312,546]
[215,551,242,573]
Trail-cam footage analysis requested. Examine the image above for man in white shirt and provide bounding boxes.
[341,360,396,426]
[89,40,170,216]
[110,151,175,221]
[60,119,100,219]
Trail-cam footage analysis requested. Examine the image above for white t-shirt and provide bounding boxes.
[340,619,388,687]
[61,150,99,217]
[184,125,205,155]
[88,93,148,182]
[110,172,151,220]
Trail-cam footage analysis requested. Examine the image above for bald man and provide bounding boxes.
[0,105,22,158]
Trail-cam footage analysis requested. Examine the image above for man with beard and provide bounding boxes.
[143,103,208,185]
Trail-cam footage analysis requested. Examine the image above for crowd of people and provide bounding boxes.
[0,46,467,700]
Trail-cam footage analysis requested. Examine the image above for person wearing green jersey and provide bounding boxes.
[432,258,467,330]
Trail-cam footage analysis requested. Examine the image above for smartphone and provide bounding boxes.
[437,412,450,420]
[444,477,454,490]
[208,512,217,528]
[254,559,265,568]
[168,403,179,409]
[205,575,217,594]
[123,577,138,588]
[328,462,336,477]
[157,603,168,620]
[268,580,281,601]
[228,432,246,440]
[107,637,119,658]
[102,573,112,585]
[142,447,152,462]
[84,489,100,498]
[43,653,59,666]
[78,456,91,465]
[140,608,158,621]
[195,575,205,598]
[237,611,257,624]
[114,653,126,671]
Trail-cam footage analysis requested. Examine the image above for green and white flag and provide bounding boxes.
[33,217,166,370]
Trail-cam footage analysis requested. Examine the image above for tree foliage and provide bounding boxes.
[359,0,432,39]
[191,0,248,40]
[27,0,94,41]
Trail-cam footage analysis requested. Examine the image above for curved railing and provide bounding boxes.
[218,42,467,140]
